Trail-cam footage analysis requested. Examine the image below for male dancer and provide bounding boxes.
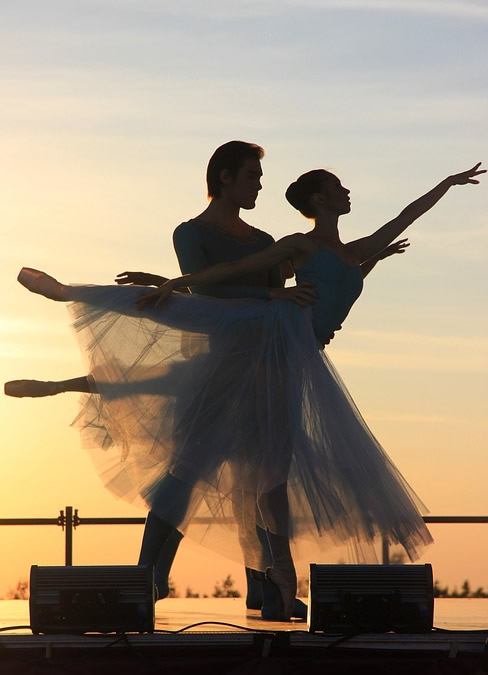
[117,141,314,620]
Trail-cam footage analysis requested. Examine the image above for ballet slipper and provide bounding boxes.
[248,570,307,620]
[265,567,297,621]
[261,597,308,622]
[4,380,64,398]
[245,568,263,610]
[291,598,308,620]
[17,267,67,301]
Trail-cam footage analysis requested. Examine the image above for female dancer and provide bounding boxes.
[13,162,484,619]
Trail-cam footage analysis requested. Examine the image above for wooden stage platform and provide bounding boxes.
[1,598,487,673]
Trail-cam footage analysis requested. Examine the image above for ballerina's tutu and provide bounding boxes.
[65,279,432,571]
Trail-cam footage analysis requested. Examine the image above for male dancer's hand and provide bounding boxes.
[115,271,167,286]
[269,282,318,307]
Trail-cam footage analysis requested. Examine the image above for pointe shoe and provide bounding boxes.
[261,597,308,622]
[265,567,297,621]
[17,267,66,301]
[4,380,63,398]
[245,568,263,610]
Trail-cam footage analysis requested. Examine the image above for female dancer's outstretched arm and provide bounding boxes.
[349,163,485,263]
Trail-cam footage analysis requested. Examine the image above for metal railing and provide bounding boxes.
[1,507,487,566]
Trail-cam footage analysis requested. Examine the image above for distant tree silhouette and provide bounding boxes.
[167,576,179,598]
[7,579,29,600]
[212,574,241,598]
[433,580,449,598]
[297,577,309,597]
[433,579,487,598]
[186,587,200,598]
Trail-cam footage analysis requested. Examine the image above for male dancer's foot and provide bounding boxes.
[17,267,68,301]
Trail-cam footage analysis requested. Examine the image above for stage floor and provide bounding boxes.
[1,599,487,674]
[1,597,487,643]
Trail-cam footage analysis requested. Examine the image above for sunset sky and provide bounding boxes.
[1,0,487,598]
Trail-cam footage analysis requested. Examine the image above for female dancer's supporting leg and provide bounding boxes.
[258,483,296,621]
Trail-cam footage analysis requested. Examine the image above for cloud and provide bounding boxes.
[145,0,488,24]
[116,0,488,22]
[278,0,488,21]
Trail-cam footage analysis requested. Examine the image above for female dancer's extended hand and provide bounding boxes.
[449,162,486,185]
[137,281,176,310]
[378,238,410,260]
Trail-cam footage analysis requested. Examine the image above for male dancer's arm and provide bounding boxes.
[173,221,282,299]
[116,223,284,296]
[115,270,191,292]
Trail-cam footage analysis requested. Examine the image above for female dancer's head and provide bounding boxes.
[286,169,351,219]
[206,140,264,209]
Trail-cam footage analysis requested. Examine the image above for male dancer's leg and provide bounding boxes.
[138,472,194,599]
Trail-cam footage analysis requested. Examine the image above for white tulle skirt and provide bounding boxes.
[68,284,432,571]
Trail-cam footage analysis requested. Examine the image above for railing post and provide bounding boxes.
[381,536,390,565]
[65,506,73,566]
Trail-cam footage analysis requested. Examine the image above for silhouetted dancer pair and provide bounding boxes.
[6,149,484,620]
[8,142,313,620]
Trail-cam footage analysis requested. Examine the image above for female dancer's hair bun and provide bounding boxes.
[285,169,328,218]
[285,181,301,210]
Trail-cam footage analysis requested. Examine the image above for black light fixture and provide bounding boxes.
[308,563,434,633]
[30,565,154,634]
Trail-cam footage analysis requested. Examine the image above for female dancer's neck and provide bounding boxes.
[309,214,341,246]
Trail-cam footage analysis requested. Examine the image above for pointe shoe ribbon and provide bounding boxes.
[17,267,66,301]
[265,567,297,621]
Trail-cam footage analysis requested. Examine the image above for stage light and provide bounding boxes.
[29,565,154,634]
[308,563,433,633]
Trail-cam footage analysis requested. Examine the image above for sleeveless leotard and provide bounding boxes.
[296,248,364,346]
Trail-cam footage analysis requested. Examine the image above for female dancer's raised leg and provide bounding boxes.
[5,269,94,397]
[17,267,70,301]
[5,376,93,398]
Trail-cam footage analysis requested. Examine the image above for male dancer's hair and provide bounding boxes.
[206,140,264,198]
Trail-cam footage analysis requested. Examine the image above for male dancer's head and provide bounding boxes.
[206,141,264,211]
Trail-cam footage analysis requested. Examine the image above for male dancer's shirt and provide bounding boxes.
[173,219,282,298]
